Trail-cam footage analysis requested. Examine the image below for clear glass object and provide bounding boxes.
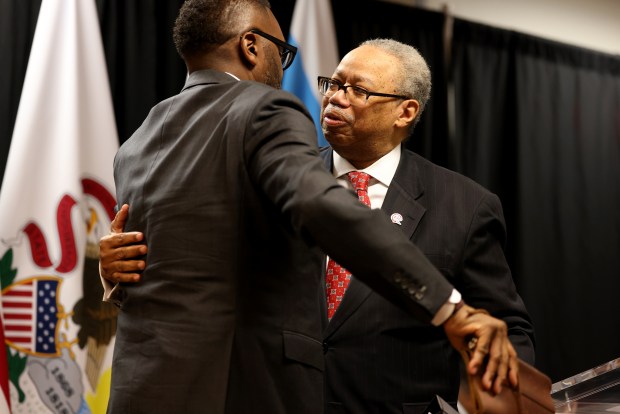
[552,357,620,413]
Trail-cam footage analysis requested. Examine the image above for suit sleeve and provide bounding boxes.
[242,89,454,324]
[459,192,536,363]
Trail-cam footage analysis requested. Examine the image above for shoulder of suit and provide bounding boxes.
[402,148,494,197]
[183,70,306,108]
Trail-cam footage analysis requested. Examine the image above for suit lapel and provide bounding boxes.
[320,146,427,335]
[381,148,427,241]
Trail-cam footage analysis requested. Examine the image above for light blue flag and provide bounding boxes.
[282,0,339,147]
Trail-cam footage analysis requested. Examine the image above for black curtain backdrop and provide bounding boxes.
[452,19,620,381]
[96,0,187,145]
[0,0,42,194]
[2,0,620,383]
[513,30,620,380]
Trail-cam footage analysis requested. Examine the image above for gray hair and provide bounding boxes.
[360,38,431,131]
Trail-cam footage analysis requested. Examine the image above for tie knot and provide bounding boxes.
[347,171,371,192]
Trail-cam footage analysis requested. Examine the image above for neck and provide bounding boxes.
[185,46,251,81]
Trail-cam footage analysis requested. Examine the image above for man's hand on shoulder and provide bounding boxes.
[99,204,147,284]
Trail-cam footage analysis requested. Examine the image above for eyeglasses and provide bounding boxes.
[317,76,409,105]
[249,29,297,70]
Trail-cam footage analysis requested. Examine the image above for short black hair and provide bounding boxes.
[173,0,271,59]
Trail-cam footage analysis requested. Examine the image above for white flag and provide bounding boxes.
[282,0,339,146]
[0,0,118,412]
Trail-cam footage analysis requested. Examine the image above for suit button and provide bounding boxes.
[322,341,329,354]
[393,271,403,283]
[415,285,427,300]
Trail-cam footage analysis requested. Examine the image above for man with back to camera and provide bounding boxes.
[101,0,519,412]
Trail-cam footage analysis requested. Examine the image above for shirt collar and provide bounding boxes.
[225,72,240,81]
[332,144,401,187]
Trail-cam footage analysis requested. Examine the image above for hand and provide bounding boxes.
[99,204,147,284]
[443,303,519,395]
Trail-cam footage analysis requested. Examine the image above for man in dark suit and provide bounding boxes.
[316,39,535,414]
[100,1,519,412]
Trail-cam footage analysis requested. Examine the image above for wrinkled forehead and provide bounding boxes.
[333,45,400,88]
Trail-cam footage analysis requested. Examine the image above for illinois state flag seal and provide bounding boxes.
[0,0,119,412]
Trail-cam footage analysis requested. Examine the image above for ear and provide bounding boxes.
[394,99,420,129]
[239,32,260,68]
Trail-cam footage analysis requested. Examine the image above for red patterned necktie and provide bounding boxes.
[326,171,371,320]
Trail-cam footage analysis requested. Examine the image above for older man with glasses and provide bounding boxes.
[100,0,523,411]
[317,38,535,413]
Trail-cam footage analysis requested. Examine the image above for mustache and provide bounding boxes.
[322,105,354,123]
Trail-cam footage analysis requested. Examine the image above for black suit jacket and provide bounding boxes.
[107,70,458,413]
[320,146,535,414]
